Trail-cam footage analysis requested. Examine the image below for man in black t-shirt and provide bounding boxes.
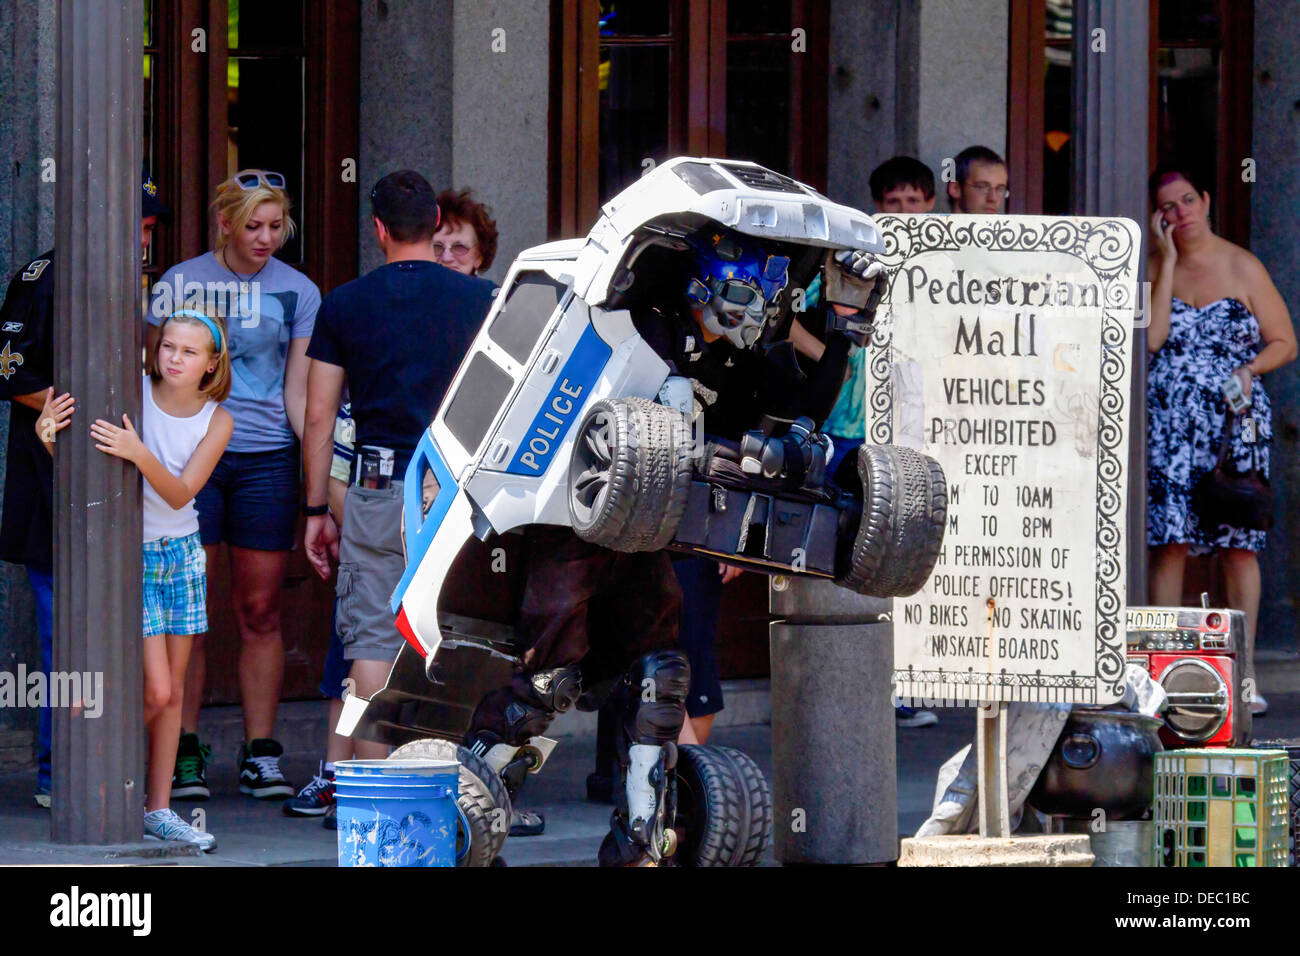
[0,176,168,806]
[302,171,495,759]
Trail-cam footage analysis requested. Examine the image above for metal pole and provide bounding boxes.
[52,0,144,844]
[976,703,1010,838]
[1071,0,1150,603]
[770,577,897,864]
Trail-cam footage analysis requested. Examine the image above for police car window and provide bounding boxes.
[444,352,514,456]
[489,273,567,365]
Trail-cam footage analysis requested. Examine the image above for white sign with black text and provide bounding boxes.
[867,215,1140,706]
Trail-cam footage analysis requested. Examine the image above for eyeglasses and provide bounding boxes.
[234,170,287,191]
[434,241,477,259]
[965,181,1009,198]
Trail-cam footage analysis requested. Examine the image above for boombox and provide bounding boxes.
[1126,606,1252,748]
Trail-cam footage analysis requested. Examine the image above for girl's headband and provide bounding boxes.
[167,309,223,353]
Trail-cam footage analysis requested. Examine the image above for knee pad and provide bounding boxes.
[623,650,690,747]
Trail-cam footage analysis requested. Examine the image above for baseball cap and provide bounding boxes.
[142,170,170,220]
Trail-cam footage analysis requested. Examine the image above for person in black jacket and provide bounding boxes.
[0,176,167,807]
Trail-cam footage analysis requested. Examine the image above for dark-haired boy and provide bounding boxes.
[869,156,937,214]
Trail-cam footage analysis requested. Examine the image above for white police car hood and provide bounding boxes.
[574,157,884,309]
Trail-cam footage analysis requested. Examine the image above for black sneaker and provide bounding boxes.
[322,804,337,831]
[238,738,294,799]
[172,733,211,800]
[282,762,335,817]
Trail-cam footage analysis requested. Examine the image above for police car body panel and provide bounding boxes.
[385,157,883,664]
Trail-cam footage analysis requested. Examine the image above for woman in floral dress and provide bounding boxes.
[1146,165,1297,715]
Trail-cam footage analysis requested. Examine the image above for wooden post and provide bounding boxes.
[51,0,144,844]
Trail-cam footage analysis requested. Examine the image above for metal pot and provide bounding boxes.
[1027,708,1164,820]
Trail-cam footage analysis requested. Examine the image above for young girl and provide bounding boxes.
[39,308,233,849]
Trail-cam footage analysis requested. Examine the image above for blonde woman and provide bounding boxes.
[146,170,321,799]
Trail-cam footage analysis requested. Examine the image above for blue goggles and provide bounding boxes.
[686,254,790,308]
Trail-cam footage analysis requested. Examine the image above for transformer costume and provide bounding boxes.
[463,227,885,865]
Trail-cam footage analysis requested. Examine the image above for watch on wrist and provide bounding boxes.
[302,502,330,517]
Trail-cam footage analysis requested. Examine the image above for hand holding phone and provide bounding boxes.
[1150,209,1177,262]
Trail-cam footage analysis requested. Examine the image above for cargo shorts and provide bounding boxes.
[336,482,406,662]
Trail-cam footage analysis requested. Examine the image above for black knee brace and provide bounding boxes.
[597,651,691,866]
[623,649,690,747]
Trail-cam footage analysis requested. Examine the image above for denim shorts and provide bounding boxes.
[143,532,208,637]
[195,443,300,551]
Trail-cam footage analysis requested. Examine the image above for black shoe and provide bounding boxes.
[509,808,546,837]
[238,738,294,799]
[172,733,211,800]
[586,772,615,805]
[322,804,337,831]
[282,762,335,817]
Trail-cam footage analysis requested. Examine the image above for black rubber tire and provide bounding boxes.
[836,443,947,598]
[388,738,513,867]
[675,745,773,867]
[568,397,694,553]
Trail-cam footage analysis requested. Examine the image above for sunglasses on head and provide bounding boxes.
[234,170,286,191]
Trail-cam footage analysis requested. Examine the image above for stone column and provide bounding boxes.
[1071,0,1150,601]
[770,577,896,864]
[51,0,144,844]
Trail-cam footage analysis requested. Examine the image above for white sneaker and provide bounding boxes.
[1250,693,1268,717]
[144,807,217,852]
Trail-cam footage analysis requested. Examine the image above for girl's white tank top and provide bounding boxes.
[141,375,218,542]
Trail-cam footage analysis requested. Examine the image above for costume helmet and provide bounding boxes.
[685,230,790,349]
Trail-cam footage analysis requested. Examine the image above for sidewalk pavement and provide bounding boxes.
[4,688,1300,866]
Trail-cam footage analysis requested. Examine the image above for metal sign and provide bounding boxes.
[867,214,1140,706]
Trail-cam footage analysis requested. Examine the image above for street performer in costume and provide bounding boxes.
[463,227,885,865]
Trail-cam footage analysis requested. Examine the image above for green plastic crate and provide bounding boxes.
[1154,749,1289,867]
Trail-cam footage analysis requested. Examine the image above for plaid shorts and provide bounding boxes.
[142,532,208,638]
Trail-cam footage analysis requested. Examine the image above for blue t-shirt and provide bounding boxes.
[799,272,867,440]
[823,347,867,440]
[307,260,495,470]
[148,252,320,452]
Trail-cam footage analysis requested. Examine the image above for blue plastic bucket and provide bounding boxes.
[335,758,462,867]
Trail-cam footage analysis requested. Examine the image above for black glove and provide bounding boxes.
[823,248,887,347]
[739,417,832,489]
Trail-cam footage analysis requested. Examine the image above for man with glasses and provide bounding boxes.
[947,145,1009,214]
